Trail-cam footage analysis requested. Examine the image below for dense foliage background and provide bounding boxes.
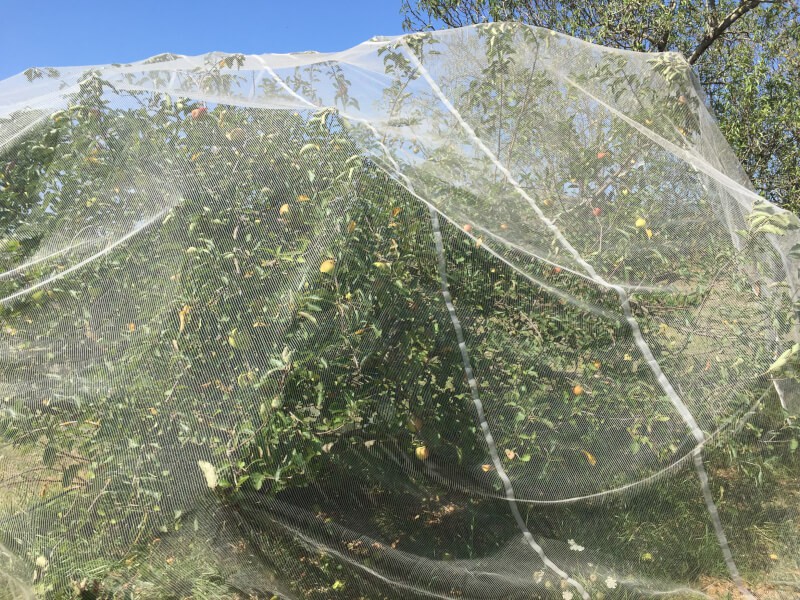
[400,0,800,213]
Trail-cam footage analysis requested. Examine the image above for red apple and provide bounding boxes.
[592,207,602,217]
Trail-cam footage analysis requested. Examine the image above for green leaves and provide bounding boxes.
[767,343,799,374]
[747,201,800,236]
[647,54,690,85]
[249,472,267,491]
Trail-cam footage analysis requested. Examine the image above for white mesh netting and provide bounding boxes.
[0,22,799,600]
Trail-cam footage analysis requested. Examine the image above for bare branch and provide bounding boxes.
[688,0,763,64]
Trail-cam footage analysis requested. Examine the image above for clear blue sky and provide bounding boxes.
[0,1,407,81]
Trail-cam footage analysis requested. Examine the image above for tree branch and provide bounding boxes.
[688,0,763,64]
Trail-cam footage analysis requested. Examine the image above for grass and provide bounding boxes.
[0,398,798,599]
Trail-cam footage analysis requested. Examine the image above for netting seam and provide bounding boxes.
[257,503,473,600]
[399,41,705,445]
[535,62,764,209]
[427,207,590,600]
[258,61,589,598]
[402,47,760,597]
[692,451,755,599]
[0,204,174,305]
[0,240,94,282]
[0,111,50,153]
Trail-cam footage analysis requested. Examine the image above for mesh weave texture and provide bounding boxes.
[0,23,798,600]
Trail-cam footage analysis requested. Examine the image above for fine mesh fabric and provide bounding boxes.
[0,22,799,600]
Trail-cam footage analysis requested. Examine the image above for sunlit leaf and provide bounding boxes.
[581,449,597,466]
[197,460,218,489]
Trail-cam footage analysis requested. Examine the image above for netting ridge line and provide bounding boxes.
[427,207,590,599]
[400,42,705,448]
[258,58,368,303]
[0,241,94,281]
[476,227,676,295]
[267,491,589,593]
[692,451,755,599]
[261,64,749,596]
[399,48,759,595]
[544,69,764,210]
[0,204,173,305]
[110,81,310,112]
[0,82,81,127]
[254,58,319,111]
[1,222,102,281]
[0,110,53,153]
[373,154,634,321]
[257,59,631,321]
[684,174,758,600]
[258,62,589,597]
[378,385,765,507]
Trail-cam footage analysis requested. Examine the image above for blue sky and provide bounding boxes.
[0,1,407,81]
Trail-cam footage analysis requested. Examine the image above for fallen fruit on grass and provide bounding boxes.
[635,217,647,228]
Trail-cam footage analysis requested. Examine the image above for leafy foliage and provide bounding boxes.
[0,26,798,599]
[400,0,800,212]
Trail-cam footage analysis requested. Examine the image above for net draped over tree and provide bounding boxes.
[0,23,798,600]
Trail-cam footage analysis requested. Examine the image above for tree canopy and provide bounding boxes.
[401,0,800,211]
[1,22,799,600]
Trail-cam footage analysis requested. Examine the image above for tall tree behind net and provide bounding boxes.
[0,23,798,600]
